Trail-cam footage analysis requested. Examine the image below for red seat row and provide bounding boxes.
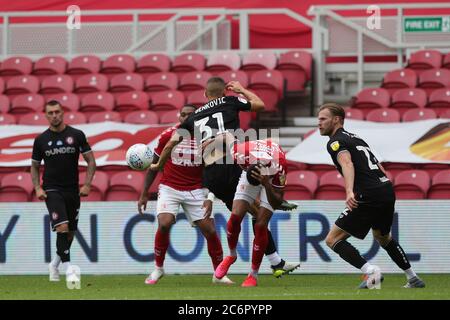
[352,87,450,118]
[284,169,450,200]
[0,170,161,202]
[405,50,450,76]
[344,106,450,122]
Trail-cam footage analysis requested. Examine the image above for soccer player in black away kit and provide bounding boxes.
[31,100,96,283]
[318,103,425,289]
[151,77,300,276]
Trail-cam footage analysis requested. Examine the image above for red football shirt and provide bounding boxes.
[232,139,288,188]
[154,126,203,191]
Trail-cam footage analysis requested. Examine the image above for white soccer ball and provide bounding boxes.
[126,143,153,171]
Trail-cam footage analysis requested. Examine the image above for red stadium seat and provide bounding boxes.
[248,70,283,112]
[381,68,417,94]
[144,72,179,98]
[0,56,33,79]
[402,108,437,122]
[74,74,109,97]
[124,110,159,125]
[394,169,430,199]
[439,109,450,119]
[366,109,400,123]
[241,51,277,78]
[0,113,16,125]
[80,92,115,116]
[32,56,67,79]
[443,52,450,70]
[5,75,39,96]
[0,172,33,202]
[352,88,390,116]
[284,170,318,200]
[276,50,312,91]
[39,75,73,95]
[417,164,450,178]
[115,91,149,114]
[390,88,427,116]
[0,95,9,113]
[406,50,442,76]
[66,55,101,80]
[426,88,450,116]
[0,78,5,94]
[159,110,179,124]
[18,112,48,125]
[136,53,171,77]
[109,73,144,97]
[218,70,249,88]
[187,90,207,107]
[150,90,185,117]
[65,112,87,125]
[286,160,308,172]
[418,69,450,96]
[45,93,80,112]
[10,94,45,114]
[178,71,212,99]
[171,53,205,76]
[206,52,241,75]
[105,171,144,201]
[79,171,109,201]
[381,163,415,179]
[344,108,364,120]
[239,111,253,131]
[428,169,450,199]
[307,164,335,178]
[88,111,122,123]
[315,171,345,200]
[100,54,136,79]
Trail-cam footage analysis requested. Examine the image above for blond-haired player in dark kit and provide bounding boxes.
[318,103,425,289]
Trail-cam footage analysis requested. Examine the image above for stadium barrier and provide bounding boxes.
[0,200,449,275]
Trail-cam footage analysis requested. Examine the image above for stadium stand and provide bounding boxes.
[284,170,318,200]
[394,170,430,199]
[105,170,144,201]
[0,172,33,202]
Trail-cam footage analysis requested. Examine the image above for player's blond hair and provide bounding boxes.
[319,103,345,123]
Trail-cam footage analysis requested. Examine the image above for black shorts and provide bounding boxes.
[45,190,80,232]
[203,163,242,211]
[335,183,396,240]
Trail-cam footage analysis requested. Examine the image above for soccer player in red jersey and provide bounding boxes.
[212,133,292,287]
[138,105,233,285]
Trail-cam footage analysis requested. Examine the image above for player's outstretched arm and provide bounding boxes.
[150,132,183,171]
[227,81,265,112]
[138,155,160,214]
[80,151,96,197]
[337,151,358,210]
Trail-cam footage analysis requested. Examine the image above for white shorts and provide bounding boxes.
[233,171,275,213]
[156,184,208,226]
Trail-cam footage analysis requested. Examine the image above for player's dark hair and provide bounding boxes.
[205,77,226,98]
[319,103,345,123]
[182,104,197,110]
[45,100,62,111]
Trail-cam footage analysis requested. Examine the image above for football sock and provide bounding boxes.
[227,214,244,256]
[154,229,170,268]
[50,255,61,268]
[251,224,269,274]
[404,268,417,280]
[267,252,282,267]
[382,239,412,273]
[205,232,223,270]
[332,240,367,269]
[252,218,277,255]
[56,232,71,263]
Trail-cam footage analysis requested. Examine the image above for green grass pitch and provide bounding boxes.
[1,274,449,300]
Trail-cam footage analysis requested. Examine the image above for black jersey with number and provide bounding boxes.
[31,125,92,192]
[179,95,251,142]
[327,128,390,193]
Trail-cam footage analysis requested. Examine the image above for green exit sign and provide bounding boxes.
[404,17,450,32]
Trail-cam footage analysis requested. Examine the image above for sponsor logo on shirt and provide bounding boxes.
[56,140,63,146]
[45,146,77,156]
[331,141,340,151]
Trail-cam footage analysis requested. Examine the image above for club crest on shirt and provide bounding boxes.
[331,141,340,152]
[52,212,58,220]
[66,136,74,145]
[238,96,248,104]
